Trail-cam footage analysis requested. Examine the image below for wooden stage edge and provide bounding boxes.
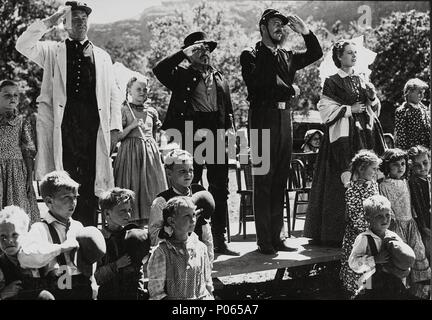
[212,237,342,278]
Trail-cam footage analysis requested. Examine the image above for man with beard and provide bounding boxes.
[240,9,323,254]
[153,31,239,256]
[16,2,122,227]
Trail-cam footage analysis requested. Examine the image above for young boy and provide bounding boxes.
[95,187,149,300]
[149,149,217,263]
[0,206,53,300]
[17,170,95,300]
[348,195,414,299]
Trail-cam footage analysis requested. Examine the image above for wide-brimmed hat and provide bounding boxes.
[182,31,217,52]
[259,9,288,26]
[65,1,92,15]
[122,223,151,265]
[191,190,215,220]
[301,129,324,150]
[75,226,106,276]
[383,236,415,279]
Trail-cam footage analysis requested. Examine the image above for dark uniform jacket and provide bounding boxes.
[240,31,323,107]
[153,50,235,133]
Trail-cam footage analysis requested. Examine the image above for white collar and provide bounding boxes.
[172,186,192,196]
[67,37,89,45]
[43,211,71,226]
[337,68,357,78]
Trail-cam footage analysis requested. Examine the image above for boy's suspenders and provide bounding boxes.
[365,235,378,256]
[43,221,68,266]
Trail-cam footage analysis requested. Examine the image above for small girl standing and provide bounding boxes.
[113,76,167,223]
[339,149,381,296]
[0,80,39,225]
[379,148,431,299]
[407,145,431,262]
[147,196,213,300]
[394,78,430,150]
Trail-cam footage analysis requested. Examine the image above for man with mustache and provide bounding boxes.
[153,31,239,256]
[240,9,323,254]
[16,2,122,227]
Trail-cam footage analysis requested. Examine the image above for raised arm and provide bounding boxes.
[152,51,187,91]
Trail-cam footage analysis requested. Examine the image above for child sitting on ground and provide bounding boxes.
[17,170,98,300]
[147,196,213,300]
[95,187,150,300]
[349,195,415,299]
[149,149,214,264]
[0,205,53,300]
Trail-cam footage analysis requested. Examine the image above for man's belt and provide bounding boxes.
[251,100,290,110]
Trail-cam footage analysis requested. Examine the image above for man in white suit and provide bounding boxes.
[16,2,122,227]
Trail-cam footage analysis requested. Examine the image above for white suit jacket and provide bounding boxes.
[16,20,122,196]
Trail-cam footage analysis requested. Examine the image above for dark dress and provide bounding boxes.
[394,102,431,150]
[303,72,386,245]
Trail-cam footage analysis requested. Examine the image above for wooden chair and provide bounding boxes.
[384,133,395,149]
[235,157,254,239]
[285,159,311,233]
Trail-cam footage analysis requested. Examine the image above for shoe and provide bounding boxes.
[257,245,276,255]
[214,244,240,256]
[273,240,298,252]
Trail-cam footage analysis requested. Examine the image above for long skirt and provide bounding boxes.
[114,137,167,220]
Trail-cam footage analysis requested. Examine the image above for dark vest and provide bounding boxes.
[66,39,97,102]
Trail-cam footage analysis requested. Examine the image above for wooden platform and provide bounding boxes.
[212,237,341,278]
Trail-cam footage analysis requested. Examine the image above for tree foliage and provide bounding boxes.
[370,10,430,107]
[0,0,59,114]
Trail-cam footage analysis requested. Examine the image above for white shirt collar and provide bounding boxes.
[67,37,89,45]
[172,186,192,196]
[337,68,357,78]
[43,211,70,226]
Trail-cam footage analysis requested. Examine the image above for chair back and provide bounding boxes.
[384,133,395,149]
[236,156,253,192]
[288,159,307,190]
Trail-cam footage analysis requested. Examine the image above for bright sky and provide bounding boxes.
[54,0,170,24]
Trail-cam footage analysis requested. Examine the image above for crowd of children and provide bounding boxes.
[0,71,430,300]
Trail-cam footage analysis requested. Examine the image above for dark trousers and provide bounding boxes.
[249,108,292,249]
[188,112,230,244]
[62,99,100,227]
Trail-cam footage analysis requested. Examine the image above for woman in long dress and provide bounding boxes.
[113,77,167,222]
[303,40,386,246]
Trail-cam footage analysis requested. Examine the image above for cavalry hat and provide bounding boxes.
[65,1,92,15]
[75,226,106,276]
[182,31,217,52]
[191,190,215,220]
[383,236,415,279]
[259,9,288,26]
[122,223,151,265]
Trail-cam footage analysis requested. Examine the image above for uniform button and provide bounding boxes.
[77,65,81,68]
[186,87,190,91]
[78,58,81,62]
[77,76,80,79]
[180,113,184,116]
[193,78,197,81]
[77,71,81,74]
[183,100,186,103]
[76,83,80,86]
[75,90,79,93]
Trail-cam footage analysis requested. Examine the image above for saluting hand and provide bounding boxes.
[183,43,206,59]
[45,5,70,28]
[286,15,310,35]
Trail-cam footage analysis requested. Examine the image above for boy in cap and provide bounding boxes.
[17,170,98,300]
[95,188,150,300]
[348,195,414,299]
[153,30,238,256]
[15,1,122,228]
[240,9,323,254]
